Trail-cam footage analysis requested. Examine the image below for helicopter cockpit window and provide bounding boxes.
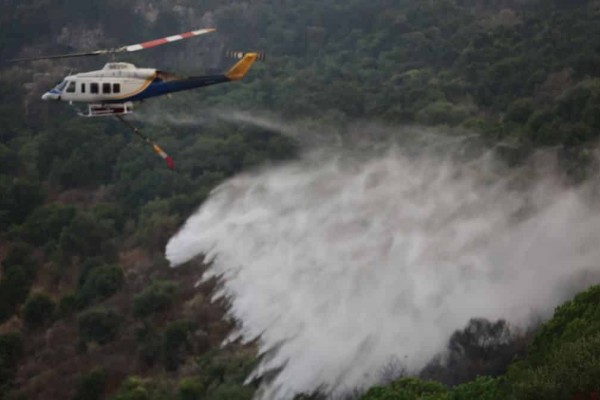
[54,81,68,92]
[113,83,121,94]
[66,81,76,93]
[102,83,111,94]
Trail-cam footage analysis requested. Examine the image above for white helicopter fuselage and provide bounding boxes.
[43,62,157,104]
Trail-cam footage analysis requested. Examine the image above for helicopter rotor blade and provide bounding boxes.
[118,28,215,53]
[9,50,109,62]
[9,28,215,62]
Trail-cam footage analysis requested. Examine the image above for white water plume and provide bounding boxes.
[166,123,600,399]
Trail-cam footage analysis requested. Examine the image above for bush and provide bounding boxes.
[77,265,124,307]
[72,368,108,400]
[0,177,45,230]
[58,293,78,318]
[505,99,534,124]
[133,281,178,319]
[509,334,600,399]
[525,285,600,363]
[22,292,55,330]
[505,285,600,399]
[421,318,519,386]
[1,242,35,272]
[78,308,121,345]
[92,203,126,233]
[111,376,174,400]
[58,212,117,260]
[162,320,193,372]
[415,101,468,126]
[449,376,504,400]
[177,378,206,400]
[205,384,254,400]
[0,265,37,322]
[20,204,76,246]
[135,325,161,367]
[0,333,23,392]
[360,378,447,400]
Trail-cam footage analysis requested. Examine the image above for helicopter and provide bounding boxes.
[12,28,264,169]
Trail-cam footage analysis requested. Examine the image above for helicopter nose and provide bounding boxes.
[42,92,59,101]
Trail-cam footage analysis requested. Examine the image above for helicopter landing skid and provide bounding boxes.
[78,103,134,117]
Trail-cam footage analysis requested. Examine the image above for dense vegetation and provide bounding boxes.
[2,0,600,399]
[360,286,600,399]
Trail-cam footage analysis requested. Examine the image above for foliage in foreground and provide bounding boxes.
[360,285,600,400]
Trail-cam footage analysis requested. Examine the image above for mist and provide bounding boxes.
[166,119,600,399]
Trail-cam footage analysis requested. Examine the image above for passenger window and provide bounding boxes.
[113,83,121,94]
[91,83,99,94]
[102,83,111,94]
[80,83,86,93]
[66,81,76,93]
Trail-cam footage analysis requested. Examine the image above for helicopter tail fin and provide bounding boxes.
[226,52,264,81]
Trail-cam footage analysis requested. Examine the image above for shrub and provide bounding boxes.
[77,265,124,307]
[0,265,36,322]
[449,376,504,400]
[360,378,448,400]
[111,376,173,400]
[162,320,193,372]
[58,212,117,260]
[72,368,108,400]
[177,378,206,400]
[0,177,45,230]
[20,204,76,246]
[22,292,55,330]
[1,242,35,272]
[0,333,23,391]
[509,334,600,400]
[78,308,121,345]
[58,293,78,318]
[415,101,468,126]
[135,325,161,367]
[205,383,254,400]
[505,98,534,124]
[133,281,178,319]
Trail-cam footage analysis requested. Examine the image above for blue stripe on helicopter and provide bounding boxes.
[108,75,231,103]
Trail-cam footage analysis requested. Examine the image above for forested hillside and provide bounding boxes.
[2,0,600,399]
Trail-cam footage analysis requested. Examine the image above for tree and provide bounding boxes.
[72,368,108,400]
[58,212,117,261]
[77,265,124,307]
[177,378,206,400]
[0,333,23,394]
[162,320,194,372]
[78,308,121,345]
[133,281,179,319]
[0,177,44,230]
[421,319,521,386]
[23,292,55,330]
[20,204,77,246]
[0,244,37,322]
[360,377,448,400]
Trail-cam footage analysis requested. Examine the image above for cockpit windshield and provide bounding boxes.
[53,80,68,92]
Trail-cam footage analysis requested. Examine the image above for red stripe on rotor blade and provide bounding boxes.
[141,38,170,49]
[180,32,194,39]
